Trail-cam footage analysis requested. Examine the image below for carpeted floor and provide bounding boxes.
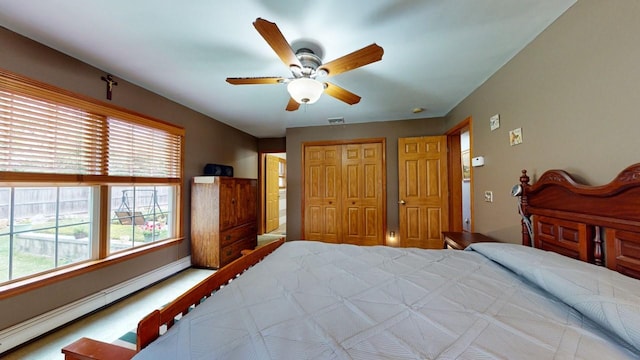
[257,233,286,247]
[271,222,286,235]
[258,222,286,247]
[2,268,214,360]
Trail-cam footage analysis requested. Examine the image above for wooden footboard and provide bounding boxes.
[136,238,285,351]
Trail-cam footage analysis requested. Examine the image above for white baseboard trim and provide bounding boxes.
[0,256,191,354]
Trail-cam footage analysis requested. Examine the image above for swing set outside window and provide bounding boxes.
[110,186,174,251]
[0,69,184,286]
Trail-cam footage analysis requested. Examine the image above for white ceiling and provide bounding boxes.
[0,1,575,138]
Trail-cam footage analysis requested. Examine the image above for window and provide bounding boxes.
[109,185,174,252]
[0,186,93,282]
[0,69,184,285]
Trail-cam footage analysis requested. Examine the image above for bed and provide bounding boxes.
[62,164,640,359]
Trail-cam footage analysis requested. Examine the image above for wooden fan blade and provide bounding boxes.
[285,97,300,111]
[319,43,384,77]
[253,18,302,69]
[324,82,361,105]
[226,77,285,85]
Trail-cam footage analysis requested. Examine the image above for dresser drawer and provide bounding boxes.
[220,223,256,247]
[220,237,255,266]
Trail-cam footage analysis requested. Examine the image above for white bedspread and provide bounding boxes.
[133,241,640,359]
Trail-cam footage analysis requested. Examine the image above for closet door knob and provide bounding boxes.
[398,200,406,205]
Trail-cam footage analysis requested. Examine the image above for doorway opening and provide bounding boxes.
[446,117,473,232]
[258,152,286,246]
[460,129,471,232]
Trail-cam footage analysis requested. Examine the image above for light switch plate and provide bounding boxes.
[471,156,484,167]
[484,191,493,202]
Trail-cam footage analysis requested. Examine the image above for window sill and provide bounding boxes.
[0,237,185,300]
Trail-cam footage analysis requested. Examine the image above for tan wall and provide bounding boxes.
[285,118,446,240]
[0,27,257,329]
[445,0,640,242]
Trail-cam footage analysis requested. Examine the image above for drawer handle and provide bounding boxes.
[226,235,232,240]
[226,249,232,256]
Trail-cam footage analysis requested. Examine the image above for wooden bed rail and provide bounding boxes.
[62,239,285,359]
[136,238,285,351]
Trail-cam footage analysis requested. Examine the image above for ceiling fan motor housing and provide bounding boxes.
[295,48,322,77]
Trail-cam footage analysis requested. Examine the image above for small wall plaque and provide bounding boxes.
[490,114,500,131]
[509,128,523,146]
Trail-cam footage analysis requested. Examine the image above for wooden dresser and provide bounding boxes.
[191,176,257,269]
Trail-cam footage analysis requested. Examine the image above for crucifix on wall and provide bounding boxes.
[100,74,118,100]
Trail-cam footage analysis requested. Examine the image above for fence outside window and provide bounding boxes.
[0,68,184,285]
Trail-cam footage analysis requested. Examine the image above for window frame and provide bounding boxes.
[0,68,185,298]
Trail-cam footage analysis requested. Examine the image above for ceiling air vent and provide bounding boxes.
[327,117,344,125]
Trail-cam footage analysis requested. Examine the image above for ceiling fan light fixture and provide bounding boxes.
[287,78,324,104]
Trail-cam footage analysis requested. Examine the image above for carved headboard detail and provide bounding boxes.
[518,163,640,279]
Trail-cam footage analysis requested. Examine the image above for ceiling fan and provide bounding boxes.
[226,18,384,111]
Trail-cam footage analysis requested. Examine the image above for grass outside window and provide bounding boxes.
[0,68,184,288]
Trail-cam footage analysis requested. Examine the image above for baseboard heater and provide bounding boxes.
[0,256,191,354]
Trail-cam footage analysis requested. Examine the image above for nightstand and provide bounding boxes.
[442,232,499,250]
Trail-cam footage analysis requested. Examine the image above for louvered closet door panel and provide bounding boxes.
[304,145,341,243]
[342,143,384,245]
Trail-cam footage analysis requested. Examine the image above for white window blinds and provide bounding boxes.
[107,118,181,178]
[0,75,183,180]
[0,90,105,174]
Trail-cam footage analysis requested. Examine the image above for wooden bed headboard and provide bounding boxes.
[518,163,640,279]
